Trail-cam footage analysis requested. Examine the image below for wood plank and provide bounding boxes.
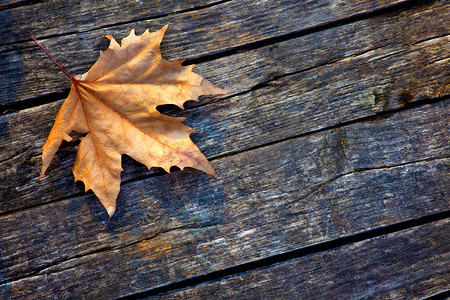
[158,219,450,299]
[0,26,448,213]
[0,160,447,297]
[2,0,437,107]
[1,0,410,46]
[194,0,449,106]
[2,3,448,148]
[0,0,31,9]
[1,2,448,296]
[0,0,224,45]
[0,0,447,298]
[0,102,448,295]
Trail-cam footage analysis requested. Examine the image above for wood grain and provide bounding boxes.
[159,219,450,299]
[0,0,225,45]
[0,159,447,297]
[0,103,448,297]
[1,0,411,46]
[2,0,436,107]
[0,28,448,213]
[0,0,30,10]
[0,1,448,298]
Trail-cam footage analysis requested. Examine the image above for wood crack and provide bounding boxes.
[1,0,448,297]
[121,210,450,298]
[282,155,449,215]
[1,1,446,116]
[2,28,447,117]
[0,156,446,287]
[0,0,234,48]
[204,96,449,162]
[0,223,222,286]
[0,0,46,12]
[0,96,447,218]
[183,0,438,65]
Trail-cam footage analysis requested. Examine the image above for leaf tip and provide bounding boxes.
[39,165,48,180]
[218,88,229,95]
[106,206,115,218]
[200,161,215,177]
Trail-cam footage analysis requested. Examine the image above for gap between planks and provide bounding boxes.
[0,0,440,114]
[24,210,450,298]
[126,217,450,299]
[0,95,447,218]
[0,0,234,46]
[0,155,447,286]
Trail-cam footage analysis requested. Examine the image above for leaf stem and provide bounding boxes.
[30,32,73,80]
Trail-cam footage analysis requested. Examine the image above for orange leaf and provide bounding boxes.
[38,25,227,217]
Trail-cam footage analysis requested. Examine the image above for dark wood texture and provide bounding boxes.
[0,0,449,298]
[161,219,450,299]
[0,0,430,107]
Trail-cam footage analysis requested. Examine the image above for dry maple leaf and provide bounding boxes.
[33,25,227,217]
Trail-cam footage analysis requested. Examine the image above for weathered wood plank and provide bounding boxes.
[0,0,32,9]
[0,1,448,297]
[195,0,449,108]
[1,0,411,46]
[2,0,437,107]
[0,28,448,213]
[0,159,447,298]
[0,102,448,294]
[0,0,224,46]
[159,219,450,299]
[2,1,447,161]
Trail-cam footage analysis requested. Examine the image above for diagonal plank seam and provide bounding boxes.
[0,223,222,285]
[122,212,450,298]
[203,97,449,163]
[0,95,447,197]
[0,156,447,284]
[0,97,447,218]
[183,0,440,65]
[0,0,234,47]
[0,0,45,13]
[2,30,447,117]
[1,2,447,115]
[0,0,436,54]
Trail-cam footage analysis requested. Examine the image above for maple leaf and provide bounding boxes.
[33,25,227,217]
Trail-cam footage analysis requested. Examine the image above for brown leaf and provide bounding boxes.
[39,25,227,217]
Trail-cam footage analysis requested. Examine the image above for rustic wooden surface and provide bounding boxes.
[160,219,450,299]
[0,0,449,298]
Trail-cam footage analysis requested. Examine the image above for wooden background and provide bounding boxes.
[0,0,449,298]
